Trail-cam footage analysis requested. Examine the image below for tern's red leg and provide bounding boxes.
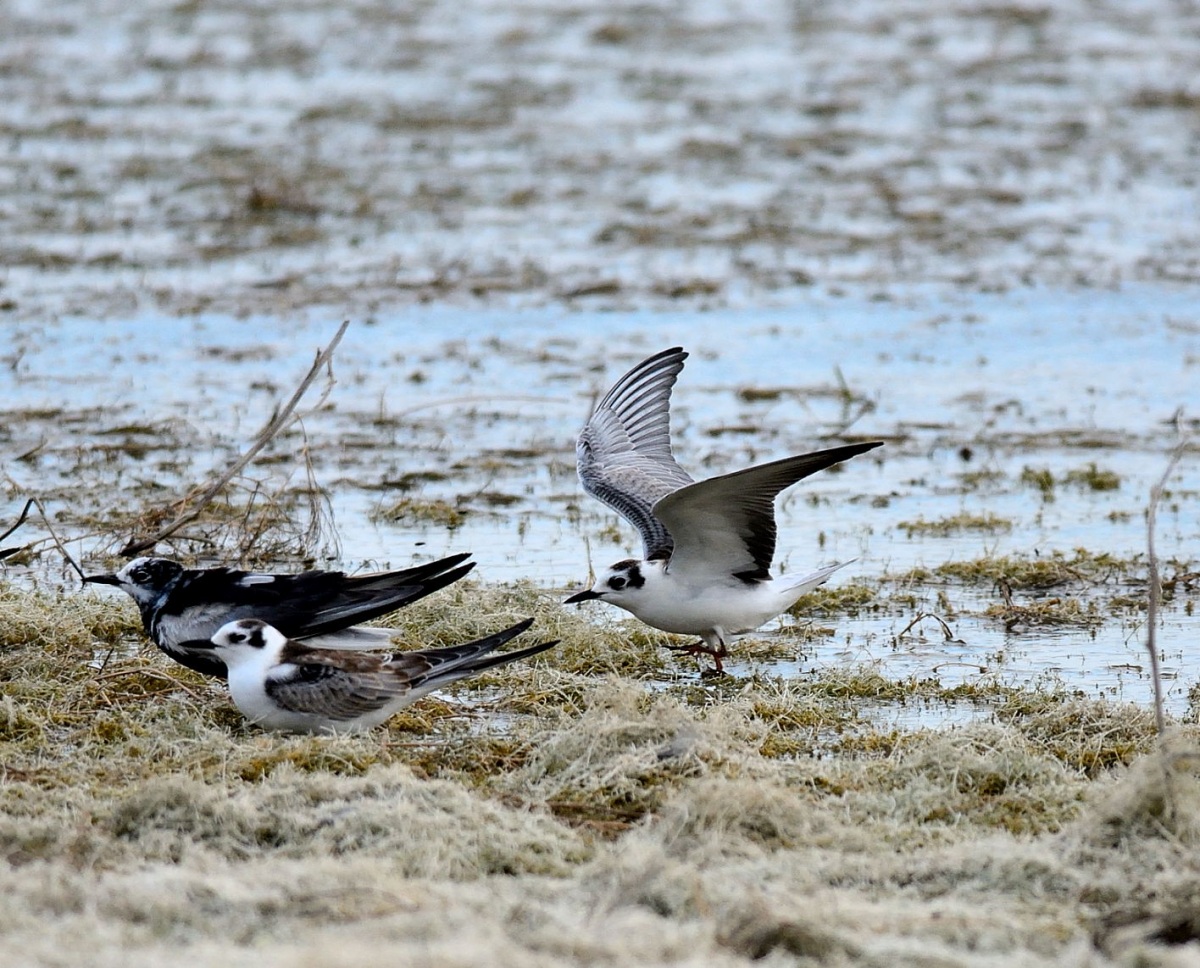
[665,640,728,674]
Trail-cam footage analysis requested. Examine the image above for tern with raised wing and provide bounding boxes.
[565,347,881,672]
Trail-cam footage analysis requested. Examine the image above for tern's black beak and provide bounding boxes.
[184,637,218,651]
[564,588,602,604]
[82,573,121,586]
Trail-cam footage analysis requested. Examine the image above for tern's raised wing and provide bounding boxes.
[654,442,883,582]
[577,347,695,560]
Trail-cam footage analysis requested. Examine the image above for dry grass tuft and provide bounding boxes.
[101,765,589,875]
[2,582,1198,966]
[1084,730,1200,846]
[503,681,753,831]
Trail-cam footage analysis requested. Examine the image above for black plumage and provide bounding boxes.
[83,552,475,678]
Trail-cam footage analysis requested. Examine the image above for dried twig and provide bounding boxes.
[0,498,34,545]
[1146,415,1191,737]
[119,320,350,557]
[0,496,87,574]
[294,415,340,562]
[0,497,35,559]
[895,611,961,644]
[818,365,877,439]
[93,667,210,702]
[32,497,85,579]
[387,394,560,420]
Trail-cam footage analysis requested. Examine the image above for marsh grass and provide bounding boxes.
[898,512,1014,536]
[371,495,469,529]
[942,549,1137,588]
[1063,463,1122,492]
[985,595,1105,630]
[788,580,877,616]
[2,580,1199,965]
[7,450,340,571]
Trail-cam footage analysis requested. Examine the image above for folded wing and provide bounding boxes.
[263,619,555,722]
[154,553,474,647]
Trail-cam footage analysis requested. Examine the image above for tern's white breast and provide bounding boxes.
[225,660,290,729]
[621,572,793,636]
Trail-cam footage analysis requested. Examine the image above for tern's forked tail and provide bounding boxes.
[779,560,854,601]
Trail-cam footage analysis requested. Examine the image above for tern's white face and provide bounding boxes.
[210,619,285,668]
[595,560,648,603]
[565,558,653,609]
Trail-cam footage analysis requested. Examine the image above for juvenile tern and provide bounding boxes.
[204,616,556,734]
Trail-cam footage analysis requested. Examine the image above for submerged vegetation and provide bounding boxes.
[897,511,1014,536]
[373,495,469,529]
[1021,464,1123,502]
[898,548,1153,589]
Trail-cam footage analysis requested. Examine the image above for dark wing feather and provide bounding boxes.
[655,442,883,581]
[388,619,557,693]
[151,553,473,647]
[577,348,694,560]
[265,659,410,721]
[287,556,475,637]
[264,619,555,723]
[158,641,231,679]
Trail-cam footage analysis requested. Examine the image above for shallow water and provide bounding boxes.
[3,288,1196,718]
[6,0,1200,321]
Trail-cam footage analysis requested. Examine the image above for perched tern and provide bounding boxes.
[203,617,556,734]
[83,553,475,679]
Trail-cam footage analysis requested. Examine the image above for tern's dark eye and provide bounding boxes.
[130,567,150,583]
[229,632,246,644]
[608,576,627,590]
